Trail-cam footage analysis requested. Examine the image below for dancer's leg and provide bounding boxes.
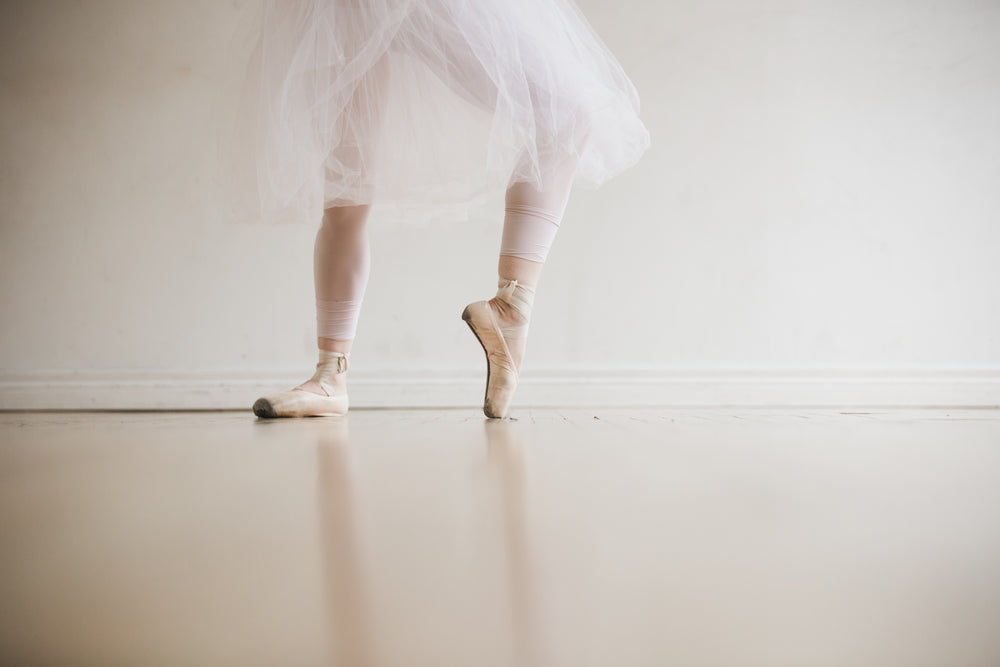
[491,153,578,372]
[253,51,386,418]
[461,152,579,419]
[252,204,371,418]
[315,204,372,353]
[295,203,372,392]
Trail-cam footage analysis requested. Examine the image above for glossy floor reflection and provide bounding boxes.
[1,409,999,666]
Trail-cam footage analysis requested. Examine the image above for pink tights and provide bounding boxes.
[315,157,578,342]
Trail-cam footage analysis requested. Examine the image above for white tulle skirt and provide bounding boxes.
[226,0,650,223]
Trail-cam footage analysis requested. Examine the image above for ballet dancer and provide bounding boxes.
[239,0,650,419]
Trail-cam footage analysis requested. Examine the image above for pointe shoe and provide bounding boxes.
[253,351,350,418]
[463,300,518,418]
[462,278,535,419]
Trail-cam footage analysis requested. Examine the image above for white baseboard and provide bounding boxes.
[1,368,999,410]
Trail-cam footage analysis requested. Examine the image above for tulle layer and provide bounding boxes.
[225,0,650,223]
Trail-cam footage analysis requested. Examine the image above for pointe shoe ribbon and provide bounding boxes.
[495,278,534,340]
[305,350,349,397]
[252,351,350,418]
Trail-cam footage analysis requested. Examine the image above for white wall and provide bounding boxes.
[2,0,999,409]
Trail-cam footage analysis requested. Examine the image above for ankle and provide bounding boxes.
[317,337,353,354]
[492,278,535,338]
[299,350,350,396]
[495,278,534,314]
[316,349,350,370]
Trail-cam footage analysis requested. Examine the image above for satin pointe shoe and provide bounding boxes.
[252,350,350,418]
[462,278,534,419]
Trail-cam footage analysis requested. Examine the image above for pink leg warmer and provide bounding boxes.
[499,153,578,264]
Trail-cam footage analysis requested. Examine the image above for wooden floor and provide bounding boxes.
[1,408,999,666]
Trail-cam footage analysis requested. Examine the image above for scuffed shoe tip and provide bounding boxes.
[252,398,277,418]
